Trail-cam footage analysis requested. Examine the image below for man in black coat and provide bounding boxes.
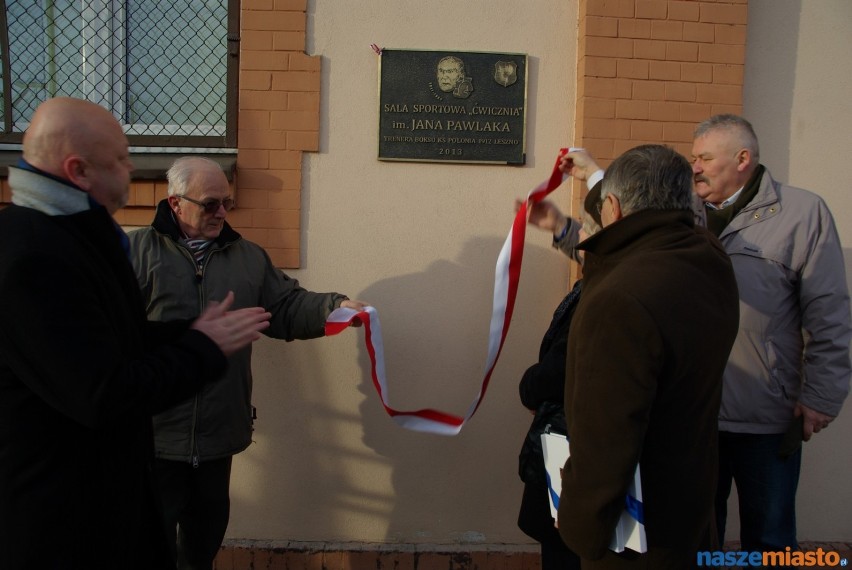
[517,176,604,570]
[557,145,740,569]
[0,97,271,569]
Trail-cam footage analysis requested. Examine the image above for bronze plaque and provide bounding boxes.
[378,49,528,165]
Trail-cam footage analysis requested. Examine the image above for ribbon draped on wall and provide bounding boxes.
[325,148,572,435]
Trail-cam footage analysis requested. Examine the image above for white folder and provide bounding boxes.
[541,431,647,554]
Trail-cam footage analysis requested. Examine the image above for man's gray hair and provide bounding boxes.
[438,55,465,75]
[694,114,760,162]
[601,144,693,215]
[166,156,221,196]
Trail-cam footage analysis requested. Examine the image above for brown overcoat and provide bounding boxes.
[557,209,739,568]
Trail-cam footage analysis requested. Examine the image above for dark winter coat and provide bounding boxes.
[129,200,347,463]
[557,209,739,566]
[0,168,225,569]
[517,280,580,543]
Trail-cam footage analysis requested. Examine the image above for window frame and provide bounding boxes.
[0,0,239,149]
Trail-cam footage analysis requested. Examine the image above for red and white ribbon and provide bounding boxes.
[326,148,573,435]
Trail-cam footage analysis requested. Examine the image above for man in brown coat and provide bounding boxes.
[557,145,740,568]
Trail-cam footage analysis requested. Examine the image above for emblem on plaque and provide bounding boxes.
[494,61,518,87]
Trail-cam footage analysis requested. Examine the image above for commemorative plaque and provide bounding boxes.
[378,49,528,165]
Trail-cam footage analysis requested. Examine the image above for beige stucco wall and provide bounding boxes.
[733,0,852,543]
[226,0,852,546]
[227,0,577,545]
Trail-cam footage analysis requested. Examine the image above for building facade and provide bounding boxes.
[1,0,850,565]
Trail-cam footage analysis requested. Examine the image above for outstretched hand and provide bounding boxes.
[191,291,271,356]
[340,299,371,327]
[515,198,568,236]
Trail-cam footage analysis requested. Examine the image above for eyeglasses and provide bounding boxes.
[177,194,235,213]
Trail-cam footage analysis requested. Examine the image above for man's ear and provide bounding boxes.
[735,148,752,172]
[167,195,182,214]
[62,155,90,191]
[609,192,624,222]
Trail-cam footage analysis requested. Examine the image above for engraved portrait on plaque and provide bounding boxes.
[433,55,474,99]
[378,49,528,164]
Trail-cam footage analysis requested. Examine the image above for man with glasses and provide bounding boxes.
[129,156,367,569]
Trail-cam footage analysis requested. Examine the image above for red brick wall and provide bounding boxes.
[113,181,171,227]
[116,0,321,269]
[569,0,747,280]
[576,0,746,162]
[232,0,319,268]
[2,0,746,270]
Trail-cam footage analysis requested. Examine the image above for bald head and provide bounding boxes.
[22,98,133,213]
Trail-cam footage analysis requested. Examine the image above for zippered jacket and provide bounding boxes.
[718,168,851,433]
[129,200,347,462]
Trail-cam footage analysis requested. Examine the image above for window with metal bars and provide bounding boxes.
[0,0,238,148]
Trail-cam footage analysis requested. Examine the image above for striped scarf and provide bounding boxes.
[181,237,214,269]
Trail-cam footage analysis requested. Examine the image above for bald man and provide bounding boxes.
[129,157,367,569]
[0,97,271,569]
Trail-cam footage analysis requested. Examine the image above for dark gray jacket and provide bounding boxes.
[129,200,347,463]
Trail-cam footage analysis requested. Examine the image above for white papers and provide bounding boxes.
[541,432,647,554]
[541,431,570,519]
[610,465,647,553]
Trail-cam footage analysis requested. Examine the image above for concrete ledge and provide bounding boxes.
[221,539,539,553]
[0,151,236,181]
[213,540,852,570]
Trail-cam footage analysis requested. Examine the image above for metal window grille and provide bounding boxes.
[0,0,238,147]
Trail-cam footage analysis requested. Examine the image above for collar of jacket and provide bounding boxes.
[577,209,694,263]
[9,165,93,216]
[151,198,242,247]
[719,166,781,237]
[740,165,776,209]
